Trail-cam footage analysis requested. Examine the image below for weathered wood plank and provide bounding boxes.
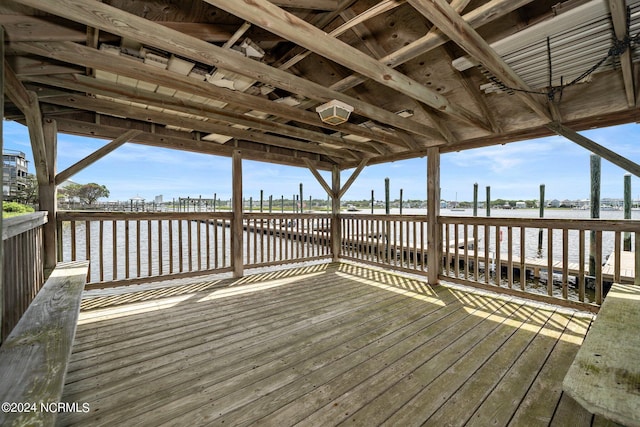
[0,261,89,427]
[563,284,640,427]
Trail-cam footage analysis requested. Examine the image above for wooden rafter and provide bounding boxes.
[408,0,552,122]
[54,117,337,170]
[12,41,423,147]
[203,0,489,130]
[279,0,406,70]
[41,94,361,161]
[25,75,382,155]
[9,0,440,140]
[609,0,635,107]
[329,0,535,94]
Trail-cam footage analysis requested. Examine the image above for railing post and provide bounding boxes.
[427,147,441,284]
[232,150,243,277]
[331,165,341,262]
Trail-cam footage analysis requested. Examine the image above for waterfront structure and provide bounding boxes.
[2,149,29,201]
[2,1,640,425]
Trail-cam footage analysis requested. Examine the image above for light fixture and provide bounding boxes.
[315,100,354,125]
[396,109,414,118]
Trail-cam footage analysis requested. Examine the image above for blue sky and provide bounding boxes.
[4,120,640,203]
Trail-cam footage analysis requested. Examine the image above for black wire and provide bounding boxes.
[485,32,640,101]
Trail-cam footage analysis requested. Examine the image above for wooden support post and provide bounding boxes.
[0,26,4,342]
[624,173,632,251]
[427,147,441,285]
[232,150,243,278]
[41,119,57,270]
[590,155,601,277]
[331,165,341,262]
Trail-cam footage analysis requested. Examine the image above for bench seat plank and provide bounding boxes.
[563,283,640,427]
[0,261,89,427]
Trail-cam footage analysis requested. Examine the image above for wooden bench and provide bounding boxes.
[0,261,89,427]
[563,283,640,427]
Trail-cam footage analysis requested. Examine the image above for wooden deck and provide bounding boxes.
[59,262,611,426]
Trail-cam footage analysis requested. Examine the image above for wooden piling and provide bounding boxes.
[400,189,403,215]
[269,195,273,213]
[385,177,390,215]
[486,186,491,217]
[590,155,601,276]
[624,173,632,251]
[538,184,545,254]
[371,190,374,214]
[473,183,478,216]
[299,183,303,213]
[260,190,263,213]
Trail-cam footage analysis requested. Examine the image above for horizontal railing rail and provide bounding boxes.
[243,213,332,268]
[439,216,640,309]
[57,211,234,287]
[2,212,48,341]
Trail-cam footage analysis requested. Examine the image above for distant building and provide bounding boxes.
[515,201,526,209]
[154,195,163,204]
[3,149,30,201]
[547,199,561,208]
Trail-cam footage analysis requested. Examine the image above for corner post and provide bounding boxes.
[41,119,57,271]
[331,165,341,262]
[232,150,243,277]
[427,147,441,284]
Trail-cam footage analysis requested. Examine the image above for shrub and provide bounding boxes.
[2,201,35,213]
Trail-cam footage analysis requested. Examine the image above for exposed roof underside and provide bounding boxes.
[2,0,640,171]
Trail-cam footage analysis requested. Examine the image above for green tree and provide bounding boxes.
[17,174,39,204]
[65,183,110,205]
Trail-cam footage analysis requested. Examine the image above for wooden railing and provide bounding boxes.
[57,211,233,287]
[243,213,332,268]
[439,216,640,308]
[2,212,47,340]
[340,214,429,274]
[55,210,639,309]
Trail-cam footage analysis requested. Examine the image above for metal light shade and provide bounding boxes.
[315,100,354,125]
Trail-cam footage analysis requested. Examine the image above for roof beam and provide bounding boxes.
[302,158,334,198]
[408,0,552,122]
[279,0,406,70]
[12,41,423,147]
[41,94,360,161]
[54,117,337,170]
[26,74,382,155]
[609,0,635,107]
[56,129,141,185]
[10,0,439,140]
[203,0,488,130]
[547,122,640,177]
[270,0,339,10]
[329,0,535,94]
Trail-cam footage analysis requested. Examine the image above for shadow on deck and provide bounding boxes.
[61,262,609,426]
